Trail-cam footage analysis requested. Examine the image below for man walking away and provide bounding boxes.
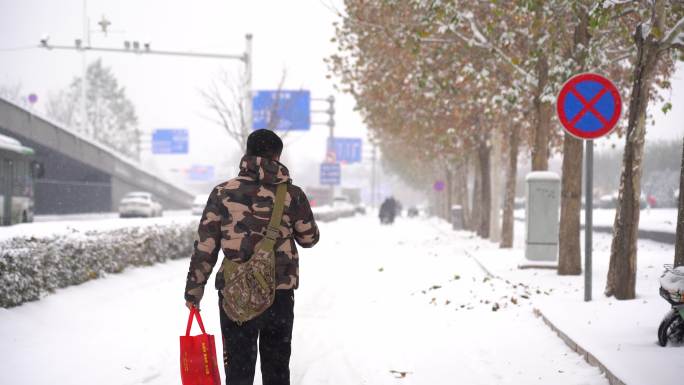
[379,196,396,224]
[184,129,320,385]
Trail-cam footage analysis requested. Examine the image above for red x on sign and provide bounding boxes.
[557,73,622,140]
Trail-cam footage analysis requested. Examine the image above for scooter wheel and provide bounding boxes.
[658,309,684,347]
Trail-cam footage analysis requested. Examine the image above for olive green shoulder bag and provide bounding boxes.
[220,183,287,323]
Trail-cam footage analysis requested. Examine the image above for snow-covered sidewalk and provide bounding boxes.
[469,217,683,385]
[0,215,607,385]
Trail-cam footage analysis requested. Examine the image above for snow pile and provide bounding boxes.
[0,221,195,308]
[660,265,684,301]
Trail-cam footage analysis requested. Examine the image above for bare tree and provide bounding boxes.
[200,70,251,151]
[201,68,292,152]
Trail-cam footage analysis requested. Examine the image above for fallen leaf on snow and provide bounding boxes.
[390,370,412,378]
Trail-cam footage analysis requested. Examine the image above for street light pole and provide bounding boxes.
[326,95,335,199]
[39,35,251,161]
[80,0,88,136]
[244,34,253,135]
[312,95,337,201]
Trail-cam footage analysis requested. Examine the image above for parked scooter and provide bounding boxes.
[658,264,684,346]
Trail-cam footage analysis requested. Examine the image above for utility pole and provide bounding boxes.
[39,27,251,162]
[80,0,88,136]
[326,95,335,199]
[312,95,336,201]
[244,34,253,134]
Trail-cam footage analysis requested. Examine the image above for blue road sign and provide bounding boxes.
[188,165,214,181]
[320,162,341,186]
[253,90,310,131]
[556,73,622,140]
[328,137,362,163]
[152,129,188,154]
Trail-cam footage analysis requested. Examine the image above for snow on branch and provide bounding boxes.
[661,15,684,49]
[459,13,537,88]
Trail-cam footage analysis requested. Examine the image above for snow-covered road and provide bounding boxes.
[0,215,607,385]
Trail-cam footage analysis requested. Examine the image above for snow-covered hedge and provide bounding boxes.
[0,222,195,308]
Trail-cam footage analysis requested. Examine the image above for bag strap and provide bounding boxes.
[262,183,287,248]
[185,307,207,336]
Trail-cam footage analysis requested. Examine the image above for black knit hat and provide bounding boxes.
[246,129,283,158]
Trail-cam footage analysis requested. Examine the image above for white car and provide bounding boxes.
[192,194,209,215]
[119,192,163,218]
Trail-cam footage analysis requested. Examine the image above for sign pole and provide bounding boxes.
[584,139,593,301]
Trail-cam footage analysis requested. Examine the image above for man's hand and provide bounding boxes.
[186,300,199,311]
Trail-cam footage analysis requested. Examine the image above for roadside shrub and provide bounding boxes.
[0,222,195,308]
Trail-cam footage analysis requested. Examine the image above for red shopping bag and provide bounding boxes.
[180,307,221,385]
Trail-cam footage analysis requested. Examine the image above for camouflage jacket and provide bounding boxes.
[184,155,320,305]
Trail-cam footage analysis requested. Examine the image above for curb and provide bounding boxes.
[533,308,626,385]
[463,248,496,278]
[463,245,627,385]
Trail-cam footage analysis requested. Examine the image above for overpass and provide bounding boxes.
[0,97,194,214]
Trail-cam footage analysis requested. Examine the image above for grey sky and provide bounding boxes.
[0,0,682,192]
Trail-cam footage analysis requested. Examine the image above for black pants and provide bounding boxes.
[218,290,294,385]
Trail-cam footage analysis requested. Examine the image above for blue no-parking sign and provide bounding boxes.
[556,73,622,140]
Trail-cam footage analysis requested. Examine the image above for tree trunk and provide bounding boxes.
[458,160,471,229]
[606,27,660,299]
[489,129,502,242]
[446,167,453,223]
[477,138,491,238]
[532,101,551,171]
[674,136,684,267]
[558,6,590,275]
[531,21,551,172]
[558,133,583,275]
[471,151,482,232]
[501,125,519,248]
